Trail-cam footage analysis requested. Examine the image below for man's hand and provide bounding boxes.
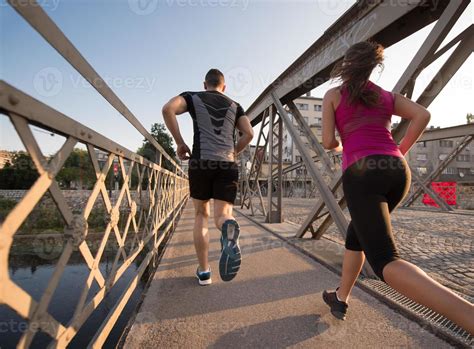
[177,143,191,160]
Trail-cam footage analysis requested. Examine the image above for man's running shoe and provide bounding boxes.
[196,267,212,286]
[219,219,241,282]
[322,288,348,320]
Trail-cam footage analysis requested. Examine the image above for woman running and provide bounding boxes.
[321,41,474,334]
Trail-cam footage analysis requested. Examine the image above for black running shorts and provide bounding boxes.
[188,159,239,204]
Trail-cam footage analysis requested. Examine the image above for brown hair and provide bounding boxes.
[330,41,385,107]
[205,68,225,88]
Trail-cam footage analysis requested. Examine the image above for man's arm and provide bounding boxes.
[235,115,254,156]
[162,96,191,160]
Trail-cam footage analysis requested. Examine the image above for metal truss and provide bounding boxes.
[240,109,269,217]
[403,135,473,208]
[243,0,473,244]
[266,106,284,223]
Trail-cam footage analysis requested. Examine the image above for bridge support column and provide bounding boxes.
[266,105,283,223]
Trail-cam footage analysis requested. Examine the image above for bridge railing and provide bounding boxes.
[1,1,188,348]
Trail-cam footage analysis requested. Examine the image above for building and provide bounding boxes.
[404,125,474,183]
[0,150,13,168]
[282,93,325,164]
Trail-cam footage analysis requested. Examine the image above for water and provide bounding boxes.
[0,235,160,348]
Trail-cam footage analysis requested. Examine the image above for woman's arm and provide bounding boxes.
[393,93,431,155]
[322,88,342,151]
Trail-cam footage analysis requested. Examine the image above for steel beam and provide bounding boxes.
[419,123,474,142]
[286,101,336,174]
[271,92,348,235]
[266,106,283,223]
[392,0,469,141]
[248,0,452,125]
[403,135,473,207]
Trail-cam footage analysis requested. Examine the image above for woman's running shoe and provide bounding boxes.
[322,287,348,320]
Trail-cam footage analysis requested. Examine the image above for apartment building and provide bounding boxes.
[404,125,474,183]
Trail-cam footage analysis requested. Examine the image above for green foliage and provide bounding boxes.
[0,151,39,189]
[467,113,473,124]
[137,123,177,171]
[0,197,17,223]
[56,148,96,189]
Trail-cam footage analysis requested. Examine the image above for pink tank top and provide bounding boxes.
[335,80,403,172]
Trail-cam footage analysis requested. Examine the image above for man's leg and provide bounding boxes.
[193,198,210,271]
[213,199,235,231]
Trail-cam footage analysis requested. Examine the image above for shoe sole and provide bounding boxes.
[322,291,346,320]
[219,220,241,282]
[196,274,212,286]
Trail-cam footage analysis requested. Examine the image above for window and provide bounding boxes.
[439,154,448,160]
[457,154,470,162]
[304,117,309,124]
[295,156,302,162]
[416,154,427,161]
[439,140,454,147]
[442,167,457,175]
[417,142,427,148]
[470,168,474,175]
[314,104,322,112]
[296,103,309,111]
[458,168,470,175]
[417,167,428,175]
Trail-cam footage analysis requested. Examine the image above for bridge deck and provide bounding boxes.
[124,203,449,348]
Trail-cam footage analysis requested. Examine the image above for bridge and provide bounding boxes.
[0,0,473,348]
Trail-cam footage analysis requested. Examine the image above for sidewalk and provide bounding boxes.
[124,203,451,348]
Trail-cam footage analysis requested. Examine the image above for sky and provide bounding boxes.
[1,0,473,156]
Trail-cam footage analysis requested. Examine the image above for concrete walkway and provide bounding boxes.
[124,203,451,348]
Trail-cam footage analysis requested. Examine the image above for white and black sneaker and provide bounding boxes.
[196,267,212,286]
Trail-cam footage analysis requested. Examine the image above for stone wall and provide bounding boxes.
[0,189,148,213]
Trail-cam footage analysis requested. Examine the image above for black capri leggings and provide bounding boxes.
[342,154,411,281]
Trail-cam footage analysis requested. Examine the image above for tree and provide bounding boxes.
[56,148,96,189]
[137,123,177,171]
[466,113,473,124]
[0,151,39,189]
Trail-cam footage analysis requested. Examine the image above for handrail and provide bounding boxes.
[7,0,184,175]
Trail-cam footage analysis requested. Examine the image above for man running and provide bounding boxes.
[162,69,254,285]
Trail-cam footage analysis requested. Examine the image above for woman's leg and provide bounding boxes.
[337,249,365,302]
[384,260,474,334]
[337,221,365,302]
